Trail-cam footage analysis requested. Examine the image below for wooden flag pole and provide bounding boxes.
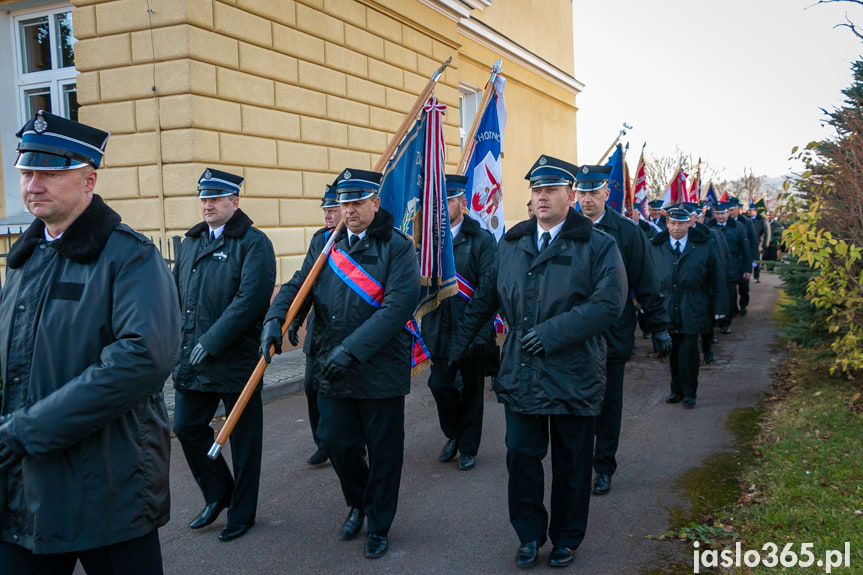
[596,122,632,164]
[208,56,453,460]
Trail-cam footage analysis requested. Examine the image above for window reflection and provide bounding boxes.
[24,86,51,119]
[19,16,51,74]
[55,12,75,69]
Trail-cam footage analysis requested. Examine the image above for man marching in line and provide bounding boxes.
[261,169,420,559]
[0,111,179,574]
[421,174,498,471]
[574,165,670,496]
[172,168,276,542]
[288,183,342,467]
[450,156,626,568]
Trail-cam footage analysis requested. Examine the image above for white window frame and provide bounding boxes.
[13,4,78,125]
[459,84,483,150]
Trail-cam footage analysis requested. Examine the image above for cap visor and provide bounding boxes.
[15,151,87,170]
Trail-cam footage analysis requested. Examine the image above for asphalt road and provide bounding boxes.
[144,272,780,575]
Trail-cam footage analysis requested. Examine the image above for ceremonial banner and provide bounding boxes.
[660,168,687,206]
[463,70,507,241]
[704,180,719,208]
[688,163,701,202]
[753,195,768,214]
[379,97,457,323]
[632,151,649,220]
[605,143,625,213]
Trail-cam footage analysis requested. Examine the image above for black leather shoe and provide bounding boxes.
[364,533,388,558]
[712,336,718,343]
[665,394,683,404]
[740,307,747,317]
[516,541,539,568]
[189,499,228,529]
[458,453,475,470]
[218,522,251,541]
[721,326,731,334]
[549,546,574,568]
[683,398,696,408]
[704,352,714,364]
[307,448,329,465]
[339,507,365,540]
[438,438,458,462]
[591,473,611,495]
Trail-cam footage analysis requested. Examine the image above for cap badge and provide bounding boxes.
[204,169,212,179]
[33,113,48,134]
[539,156,547,166]
[344,170,352,179]
[582,166,589,174]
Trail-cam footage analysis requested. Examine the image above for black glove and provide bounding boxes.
[652,330,672,359]
[287,324,300,347]
[0,421,25,472]
[189,342,209,366]
[520,328,544,356]
[321,345,355,380]
[260,318,283,363]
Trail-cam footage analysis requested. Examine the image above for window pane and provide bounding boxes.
[24,86,52,119]
[62,84,79,122]
[19,16,51,74]
[55,12,75,69]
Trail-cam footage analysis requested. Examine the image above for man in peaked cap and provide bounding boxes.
[288,182,342,466]
[421,174,498,471]
[649,206,727,407]
[574,165,670,496]
[449,155,626,568]
[647,199,667,230]
[172,168,276,542]
[708,202,751,334]
[688,203,730,364]
[261,168,420,559]
[727,197,757,315]
[747,201,770,283]
[0,111,180,573]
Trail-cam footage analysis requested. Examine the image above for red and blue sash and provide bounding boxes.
[328,247,431,373]
[454,273,507,341]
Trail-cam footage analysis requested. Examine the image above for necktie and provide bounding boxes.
[349,234,358,248]
[673,241,681,258]
[540,231,551,252]
[208,230,215,243]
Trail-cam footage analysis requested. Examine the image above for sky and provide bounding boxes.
[572,0,863,182]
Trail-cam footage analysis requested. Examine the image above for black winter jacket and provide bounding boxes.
[649,225,728,334]
[0,195,180,553]
[708,218,752,280]
[266,209,420,399]
[172,209,276,392]
[592,208,668,362]
[453,208,626,415]
[421,215,498,359]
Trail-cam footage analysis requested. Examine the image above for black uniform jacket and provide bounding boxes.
[0,195,180,554]
[421,215,498,359]
[708,218,752,280]
[266,209,420,399]
[736,215,759,269]
[593,208,668,362]
[649,225,728,335]
[172,209,276,393]
[453,208,626,416]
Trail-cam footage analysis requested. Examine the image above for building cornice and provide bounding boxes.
[458,16,583,94]
[415,0,471,21]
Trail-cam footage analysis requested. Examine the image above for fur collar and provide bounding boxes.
[186,208,253,238]
[458,214,481,236]
[651,223,710,246]
[366,208,395,240]
[8,194,121,269]
[504,207,592,242]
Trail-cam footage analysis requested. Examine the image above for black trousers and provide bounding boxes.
[317,394,405,536]
[669,333,700,400]
[593,361,626,476]
[738,277,750,309]
[719,282,737,327]
[303,356,324,450]
[753,261,761,281]
[701,331,713,355]
[0,530,162,575]
[173,387,263,526]
[428,355,486,456]
[504,408,594,550]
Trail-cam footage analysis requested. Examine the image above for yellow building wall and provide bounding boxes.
[0,0,578,282]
